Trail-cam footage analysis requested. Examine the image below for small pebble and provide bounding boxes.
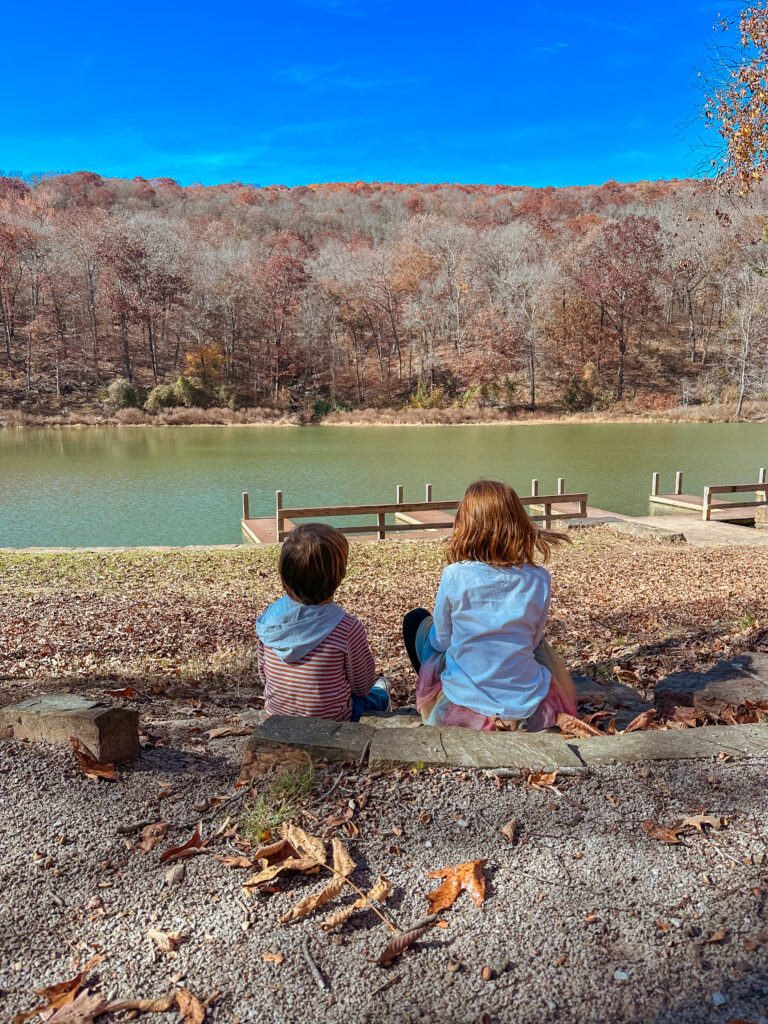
[456,819,469,828]
[614,971,630,982]
[481,966,492,981]
[447,962,460,973]
[712,992,727,1006]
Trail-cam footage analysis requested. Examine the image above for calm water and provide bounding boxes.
[1,423,766,547]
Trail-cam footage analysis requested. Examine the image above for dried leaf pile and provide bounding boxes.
[0,536,765,704]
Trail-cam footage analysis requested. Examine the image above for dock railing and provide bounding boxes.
[242,482,588,543]
[651,469,767,521]
[702,475,768,522]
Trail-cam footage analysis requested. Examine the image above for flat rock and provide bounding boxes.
[754,505,768,526]
[573,723,768,764]
[244,715,374,765]
[574,675,653,729]
[608,520,686,544]
[0,693,139,762]
[369,724,583,770]
[655,654,768,714]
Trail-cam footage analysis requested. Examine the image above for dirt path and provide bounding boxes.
[2,720,767,1024]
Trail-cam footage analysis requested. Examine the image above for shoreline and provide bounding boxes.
[2,400,767,430]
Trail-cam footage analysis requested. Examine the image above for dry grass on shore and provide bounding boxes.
[1,530,766,708]
[1,399,767,430]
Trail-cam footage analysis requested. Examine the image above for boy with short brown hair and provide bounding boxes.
[256,523,390,721]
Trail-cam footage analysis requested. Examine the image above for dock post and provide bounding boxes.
[544,502,552,530]
[425,483,432,502]
[377,511,386,541]
[759,468,766,502]
[531,479,538,497]
[275,490,283,542]
[396,485,403,504]
[651,473,659,496]
[242,492,250,520]
[675,471,683,495]
[702,486,711,522]
[557,477,565,495]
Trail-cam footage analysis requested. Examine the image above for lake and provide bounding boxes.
[1,423,766,547]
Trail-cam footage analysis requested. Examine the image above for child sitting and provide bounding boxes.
[403,479,577,731]
[256,523,390,721]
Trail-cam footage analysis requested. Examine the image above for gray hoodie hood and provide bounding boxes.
[255,595,345,664]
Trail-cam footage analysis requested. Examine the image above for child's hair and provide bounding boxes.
[279,523,349,604]
[447,479,569,567]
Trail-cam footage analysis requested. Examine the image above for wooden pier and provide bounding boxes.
[241,482,589,544]
[649,470,767,523]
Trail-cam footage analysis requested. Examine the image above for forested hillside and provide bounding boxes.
[1,172,768,421]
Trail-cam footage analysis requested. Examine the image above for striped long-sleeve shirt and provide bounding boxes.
[258,612,376,721]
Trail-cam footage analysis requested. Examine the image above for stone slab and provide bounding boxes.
[655,654,768,714]
[0,694,139,762]
[573,723,768,765]
[368,724,583,770]
[755,506,768,526]
[246,715,375,763]
[608,520,686,544]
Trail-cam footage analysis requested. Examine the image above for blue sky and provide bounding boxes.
[1,0,724,187]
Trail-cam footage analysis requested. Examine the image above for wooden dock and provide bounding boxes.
[241,482,588,544]
[649,470,767,523]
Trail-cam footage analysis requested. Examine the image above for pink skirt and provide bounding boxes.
[415,638,578,732]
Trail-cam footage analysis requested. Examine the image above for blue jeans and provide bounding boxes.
[350,684,390,721]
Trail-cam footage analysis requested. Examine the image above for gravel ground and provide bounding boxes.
[2,709,768,1024]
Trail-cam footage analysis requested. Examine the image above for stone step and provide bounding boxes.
[0,693,140,762]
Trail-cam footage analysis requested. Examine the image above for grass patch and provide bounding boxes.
[240,765,316,841]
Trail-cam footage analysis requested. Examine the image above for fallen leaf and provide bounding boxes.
[213,855,252,868]
[107,995,176,1013]
[279,875,345,924]
[261,952,284,964]
[46,991,108,1024]
[556,713,604,738]
[657,920,670,933]
[278,839,355,924]
[147,928,183,954]
[624,709,658,732]
[70,738,116,781]
[425,859,487,913]
[584,913,597,923]
[679,815,724,833]
[501,819,517,845]
[160,824,206,864]
[377,916,437,963]
[391,825,403,837]
[175,988,206,1024]
[134,822,169,854]
[281,823,327,865]
[321,876,392,931]
[709,929,727,944]
[642,820,682,844]
[106,687,138,699]
[239,743,311,783]
[527,770,558,789]
[206,725,252,739]
[13,956,105,1024]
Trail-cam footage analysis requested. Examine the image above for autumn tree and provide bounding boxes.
[571,216,665,399]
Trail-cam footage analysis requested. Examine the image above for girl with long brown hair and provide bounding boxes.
[403,479,577,731]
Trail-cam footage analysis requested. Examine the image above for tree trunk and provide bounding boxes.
[120,314,132,382]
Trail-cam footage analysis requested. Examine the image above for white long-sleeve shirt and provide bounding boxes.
[428,560,552,718]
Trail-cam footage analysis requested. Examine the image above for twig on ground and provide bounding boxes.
[309,769,345,807]
[301,936,329,991]
[179,789,248,830]
[368,973,403,999]
[114,818,155,835]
